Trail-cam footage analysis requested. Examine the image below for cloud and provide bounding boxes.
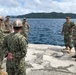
[0,0,19,7]
[0,0,76,16]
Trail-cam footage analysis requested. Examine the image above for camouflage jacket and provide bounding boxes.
[4,20,12,30]
[0,22,10,46]
[62,21,75,35]
[3,32,27,60]
[0,23,10,33]
[0,28,5,47]
[0,23,6,63]
[22,22,30,33]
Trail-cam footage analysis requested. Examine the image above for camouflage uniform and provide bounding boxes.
[22,22,30,39]
[73,24,76,56]
[3,32,27,75]
[0,24,5,66]
[62,21,74,49]
[0,23,10,34]
[0,15,10,66]
[4,20,12,32]
[0,23,10,66]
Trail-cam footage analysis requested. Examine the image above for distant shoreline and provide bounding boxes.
[10,12,76,19]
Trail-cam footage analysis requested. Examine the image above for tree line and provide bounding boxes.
[10,12,76,18]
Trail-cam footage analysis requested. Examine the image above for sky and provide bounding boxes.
[0,0,76,16]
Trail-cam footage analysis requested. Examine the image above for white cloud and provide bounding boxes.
[0,0,76,16]
[0,0,19,7]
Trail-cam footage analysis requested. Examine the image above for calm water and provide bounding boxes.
[11,18,76,46]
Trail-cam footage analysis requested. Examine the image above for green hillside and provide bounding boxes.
[10,12,76,18]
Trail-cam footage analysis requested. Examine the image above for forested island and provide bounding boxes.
[10,12,76,18]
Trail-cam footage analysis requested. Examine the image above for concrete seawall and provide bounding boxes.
[3,44,76,75]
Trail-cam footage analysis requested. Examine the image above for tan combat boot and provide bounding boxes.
[67,48,72,54]
[0,65,8,75]
[63,47,69,50]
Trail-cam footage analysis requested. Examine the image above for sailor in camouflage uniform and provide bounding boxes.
[4,16,13,33]
[22,18,30,39]
[61,17,75,53]
[0,16,10,34]
[72,24,76,60]
[0,15,10,68]
[3,19,27,75]
[0,15,5,67]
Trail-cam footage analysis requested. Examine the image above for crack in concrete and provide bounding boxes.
[31,69,76,75]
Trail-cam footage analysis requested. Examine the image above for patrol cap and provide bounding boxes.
[66,17,70,19]
[13,19,23,27]
[23,18,26,20]
[0,15,4,21]
[6,16,10,18]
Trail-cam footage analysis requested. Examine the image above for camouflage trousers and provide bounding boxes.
[64,34,72,49]
[22,32,28,45]
[22,32,28,39]
[0,49,3,66]
[6,58,26,75]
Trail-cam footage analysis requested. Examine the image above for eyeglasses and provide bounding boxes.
[0,19,3,21]
[66,18,70,19]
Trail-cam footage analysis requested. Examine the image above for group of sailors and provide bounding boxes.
[0,15,30,75]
